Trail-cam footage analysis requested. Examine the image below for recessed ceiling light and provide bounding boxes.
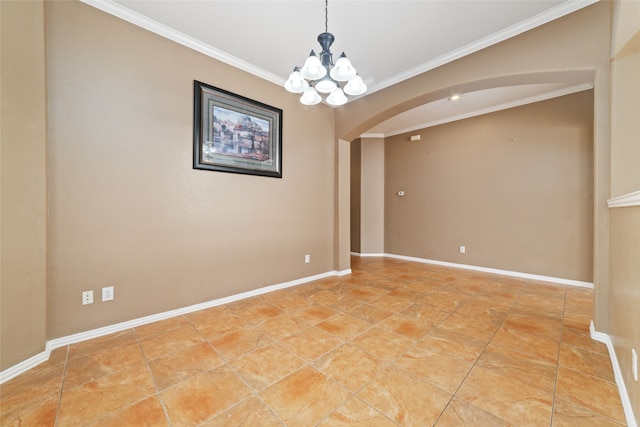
[449,94,461,101]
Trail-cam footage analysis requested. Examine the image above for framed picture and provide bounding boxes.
[193,80,283,178]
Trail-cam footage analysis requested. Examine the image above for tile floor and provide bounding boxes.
[0,257,628,426]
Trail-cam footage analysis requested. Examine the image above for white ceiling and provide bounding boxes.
[84,0,598,135]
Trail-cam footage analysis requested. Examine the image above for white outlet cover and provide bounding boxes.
[102,286,114,301]
[633,348,638,381]
[82,290,93,305]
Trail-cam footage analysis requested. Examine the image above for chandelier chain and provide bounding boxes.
[325,0,328,33]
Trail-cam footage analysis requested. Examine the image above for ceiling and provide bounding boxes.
[84,0,598,136]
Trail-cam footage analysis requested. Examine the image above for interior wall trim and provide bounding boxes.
[351,252,385,257]
[78,0,282,86]
[79,0,597,96]
[0,268,348,385]
[381,83,594,138]
[590,322,638,427]
[356,252,593,288]
[0,353,50,388]
[360,1,599,93]
[607,189,640,208]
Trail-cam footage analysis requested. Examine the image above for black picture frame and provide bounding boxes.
[193,80,282,178]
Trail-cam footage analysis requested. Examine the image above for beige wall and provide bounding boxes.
[44,1,337,338]
[350,139,361,253]
[336,139,351,272]
[385,92,594,281]
[359,137,385,254]
[0,0,48,370]
[609,0,640,421]
[610,5,640,198]
[351,136,385,255]
[609,208,640,422]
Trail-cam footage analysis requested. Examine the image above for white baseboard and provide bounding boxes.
[590,321,638,427]
[382,253,593,288]
[0,269,344,384]
[0,351,50,387]
[352,252,385,257]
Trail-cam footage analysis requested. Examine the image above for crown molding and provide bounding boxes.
[367,0,600,95]
[380,83,593,137]
[81,0,598,97]
[79,0,284,86]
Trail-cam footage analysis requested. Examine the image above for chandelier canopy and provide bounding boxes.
[284,0,367,106]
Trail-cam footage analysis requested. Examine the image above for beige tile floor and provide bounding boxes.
[0,257,628,426]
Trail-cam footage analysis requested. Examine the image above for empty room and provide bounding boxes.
[2,0,638,425]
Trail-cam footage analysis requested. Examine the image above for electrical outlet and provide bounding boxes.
[82,290,93,305]
[305,254,310,264]
[102,286,114,302]
[459,246,466,254]
[633,348,638,381]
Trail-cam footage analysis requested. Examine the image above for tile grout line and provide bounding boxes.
[553,294,627,426]
[332,271,497,425]
[292,273,426,426]
[185,308,326,427]
[329,273,440,427]
[549,284,568,427]
[185,313,265,426]
[53,344,70,427]
[133,327,174,427]
[56,328,164,426]
[296,281,397,425]
[432,273,527,426]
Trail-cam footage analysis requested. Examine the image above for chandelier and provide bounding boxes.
[284,0,367,106]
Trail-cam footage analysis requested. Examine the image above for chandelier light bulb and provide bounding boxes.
[315,75,338,94]
[300,51,326,80]
[326,87,348,106]
[344,75,367,96]
[329,53,357,82]
[300,86,322,105]
[284,68,309,93]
